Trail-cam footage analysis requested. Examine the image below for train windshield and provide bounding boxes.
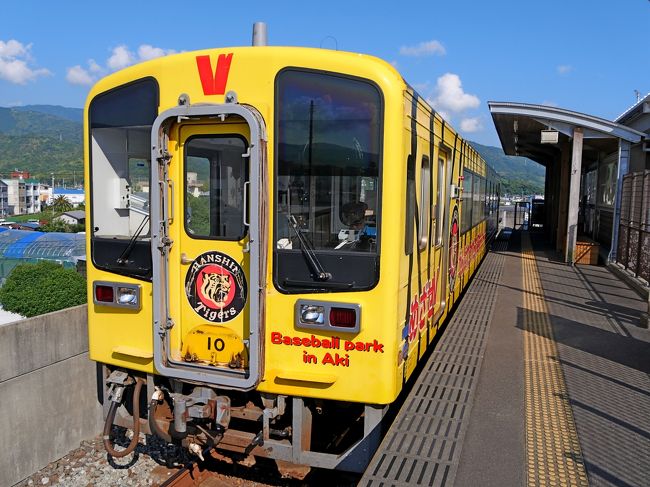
[274,70,382,291]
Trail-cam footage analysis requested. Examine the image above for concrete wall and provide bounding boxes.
[0,305,103,487]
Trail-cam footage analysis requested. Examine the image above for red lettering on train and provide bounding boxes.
[408,274,440,342]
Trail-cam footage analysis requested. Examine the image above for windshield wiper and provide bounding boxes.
[287,214,332,281]
[117,215,150,265]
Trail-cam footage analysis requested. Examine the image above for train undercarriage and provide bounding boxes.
[101,366,386,478]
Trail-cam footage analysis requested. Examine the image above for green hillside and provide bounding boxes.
[0,107,81,142]
[469,141,545,195]
[0,106,83,180]
[0,134,83,179]
[0,105,547,195]
[13,105,83,123]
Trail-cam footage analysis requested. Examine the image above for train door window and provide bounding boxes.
[184,135,248,240]
[461,169,473,233]
[418,155,431,250]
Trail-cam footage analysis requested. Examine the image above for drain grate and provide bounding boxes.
[361,243,506,486]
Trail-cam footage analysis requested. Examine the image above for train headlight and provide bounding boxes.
[300,305,325,325]
[117,287,138,306]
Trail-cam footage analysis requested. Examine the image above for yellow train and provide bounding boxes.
[85,30,499,474]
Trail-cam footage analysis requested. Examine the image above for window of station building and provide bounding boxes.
[597,158,617,208]
[584,169,597,206]
[418,155,431,250]
[461,169,473,233]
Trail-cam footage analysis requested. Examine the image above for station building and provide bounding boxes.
[489,95,650,278]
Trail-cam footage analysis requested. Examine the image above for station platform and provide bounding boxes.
[360,230,650,487]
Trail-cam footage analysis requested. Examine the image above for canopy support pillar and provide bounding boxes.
[565,127,583,264]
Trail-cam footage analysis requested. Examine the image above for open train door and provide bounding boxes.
[151,103,267,390]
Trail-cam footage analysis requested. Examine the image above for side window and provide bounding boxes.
[419,155,431,250]
[185,135,248,240]
[405,155,415,255]
[436,155,445,246]
[472,174,485,226]
[461,169,473,233]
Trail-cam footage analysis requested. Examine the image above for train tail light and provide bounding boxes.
[95,285,114,303]
[329,307,357,328]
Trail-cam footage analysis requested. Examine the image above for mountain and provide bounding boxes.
[0,105,546,195]
[469,141,545,196]
[13,105,83,123]
[0,107,81,142]
[0,107,82,180]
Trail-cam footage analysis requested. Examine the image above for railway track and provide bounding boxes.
[160,461,210,487]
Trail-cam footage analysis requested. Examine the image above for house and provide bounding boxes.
[0,181,8,218]
[55,210,86,226]
[47,188,85,207]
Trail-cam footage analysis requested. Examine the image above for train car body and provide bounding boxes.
[85,43,499,473]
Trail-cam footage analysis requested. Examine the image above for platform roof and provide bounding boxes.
[489,102,645,165]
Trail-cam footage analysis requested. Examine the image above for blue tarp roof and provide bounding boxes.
[53,188,84,195]
[0,229,85,261]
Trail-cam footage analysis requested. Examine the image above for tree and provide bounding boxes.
[0,261,86,317]
[41,220,84,233]
[50,195,73,213]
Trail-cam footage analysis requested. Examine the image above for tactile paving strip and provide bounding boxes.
[361,242,506,487]
[521,233,589,487]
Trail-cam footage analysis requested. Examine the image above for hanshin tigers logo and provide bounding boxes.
[185,251,247,323]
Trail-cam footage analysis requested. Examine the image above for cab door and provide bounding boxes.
[151,105,265,390]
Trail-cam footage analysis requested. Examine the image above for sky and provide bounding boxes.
[1,0,649,146]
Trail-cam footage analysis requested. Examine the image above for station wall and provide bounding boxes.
[0,305,102,487]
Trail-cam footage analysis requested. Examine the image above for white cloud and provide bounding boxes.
[431,73,480,114]
[400,40,446,57]
[0,39,28,58]
[66,65,95,86]
[0,39,50,85]
[460,117,483,133]
[107,45,135,70]
[67,43,177,86]
[557,64,573,75]
[88,59,102,73]
[138,44,176,61]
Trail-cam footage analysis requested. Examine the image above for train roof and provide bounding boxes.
[85,46,406,110]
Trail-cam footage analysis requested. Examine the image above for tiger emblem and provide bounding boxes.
[199,272,232,308]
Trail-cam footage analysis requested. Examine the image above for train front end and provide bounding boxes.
[85,46,406,472]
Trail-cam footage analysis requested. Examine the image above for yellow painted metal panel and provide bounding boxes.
[85,46,495,407]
